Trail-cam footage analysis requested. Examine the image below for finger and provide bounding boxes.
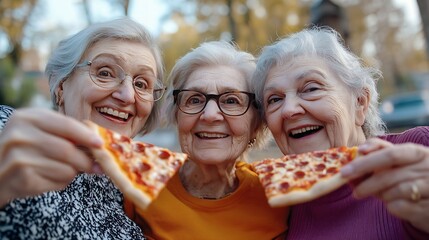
[1,155,79,200]
[385,198,429,227]
[3,127,94,173]
[382,179,429,202]
[8,109,103,148]
[353,163,425,199]
[357,138,393,155]
[341,144,426,179]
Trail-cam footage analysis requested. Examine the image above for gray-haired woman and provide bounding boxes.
[252,27,429,239]
[0,17,165,239]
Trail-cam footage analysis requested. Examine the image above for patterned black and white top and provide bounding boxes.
[0,106,146,240]
[0,105,14,131]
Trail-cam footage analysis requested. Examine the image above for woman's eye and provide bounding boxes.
[98,68,114,78]
[224,97,240,105]
[302,82,322,93]
[187,96,204,105]
[267,96,282,105]
[304,87,319,92]
[134,78,149,89]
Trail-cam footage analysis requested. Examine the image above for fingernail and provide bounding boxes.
[341,165,354,177]
[358,143,369,151]
[92,136,103,147]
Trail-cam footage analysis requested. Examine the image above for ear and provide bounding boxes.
[55,81,65,113]
[355,89,369,126]
[249,111,262,141]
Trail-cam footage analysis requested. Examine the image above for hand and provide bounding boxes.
[0,108,103,207]
[341,138,429,233]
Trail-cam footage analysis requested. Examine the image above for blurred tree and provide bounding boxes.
[81,0,130,25]
[334,0,421,97]
[0,57,14,105]
[0,0,38,107]
[417,0,429,58]
[158,0,307,76]
[0,57,36,107]
[165,0,425,97]
[0,0,38,64]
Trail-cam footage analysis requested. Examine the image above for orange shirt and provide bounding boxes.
[125,161,289,240]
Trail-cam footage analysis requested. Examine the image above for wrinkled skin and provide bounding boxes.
[0,39,158,207]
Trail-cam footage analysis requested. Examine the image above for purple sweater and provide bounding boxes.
[286,127,429,240]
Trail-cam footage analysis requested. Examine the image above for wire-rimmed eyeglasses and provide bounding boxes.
[76,54,166,102]
[173,89,256,116]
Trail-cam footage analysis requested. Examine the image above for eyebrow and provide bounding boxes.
[137,65,157,77]
[96,53,157,77]
[183,87,245,93]
[264,68,327,92]
[295,69,327,80]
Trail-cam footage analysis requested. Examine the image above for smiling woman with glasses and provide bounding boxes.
[0,18,164,239]
[124,41,289,239]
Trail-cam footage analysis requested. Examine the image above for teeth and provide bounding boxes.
[197,132,228,138]
[291,126,319,135]
[97,107,129,120]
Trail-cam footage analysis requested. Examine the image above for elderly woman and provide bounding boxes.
[0,18,165,238]
[124,41,289,239]
[251,27,429,239]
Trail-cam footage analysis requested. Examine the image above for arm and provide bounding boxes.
[0,108,103,207]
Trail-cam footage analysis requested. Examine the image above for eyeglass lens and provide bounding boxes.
[87,55,165,101]
[176,90,252,116]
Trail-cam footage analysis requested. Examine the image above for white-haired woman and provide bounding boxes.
[252,27,429,239]
[124,41,290,240]
[0,18,165,239]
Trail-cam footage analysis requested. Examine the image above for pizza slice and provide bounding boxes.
[252,146,358,208]
[85,121,188,210]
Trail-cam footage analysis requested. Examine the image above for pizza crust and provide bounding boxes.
[269,172,347,207]
[85,121,152,210]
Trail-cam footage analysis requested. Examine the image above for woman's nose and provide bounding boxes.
[200,100,224,121]
[111,77,136,104]
[280,95,305,119]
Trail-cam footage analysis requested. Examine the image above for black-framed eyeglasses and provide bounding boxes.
[173,89,255,116]
[76,54,166,102]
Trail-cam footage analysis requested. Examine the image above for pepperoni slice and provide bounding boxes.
[133,142,146,153]
[159,150,171,159]
[315,163,326,171]
[294,170,305,179]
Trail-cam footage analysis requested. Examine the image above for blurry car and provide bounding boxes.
[380,90,429,129]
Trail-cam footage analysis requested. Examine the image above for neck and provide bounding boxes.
[179,160,239,199]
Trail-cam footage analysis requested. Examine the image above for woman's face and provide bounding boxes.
[263,56,367,155]
[177,65,257,165]
[58,39,157,138]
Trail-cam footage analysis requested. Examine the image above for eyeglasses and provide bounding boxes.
[173,89,256,116]
[76,54,166,102]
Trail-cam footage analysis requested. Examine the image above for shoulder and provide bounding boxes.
[379,126,429,146]
[0,105,14,131]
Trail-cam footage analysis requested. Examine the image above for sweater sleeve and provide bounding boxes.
[379,126,429,146]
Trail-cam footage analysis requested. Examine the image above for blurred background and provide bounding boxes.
[1,0,429,160]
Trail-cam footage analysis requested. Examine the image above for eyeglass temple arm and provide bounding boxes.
[75,61,92,68]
